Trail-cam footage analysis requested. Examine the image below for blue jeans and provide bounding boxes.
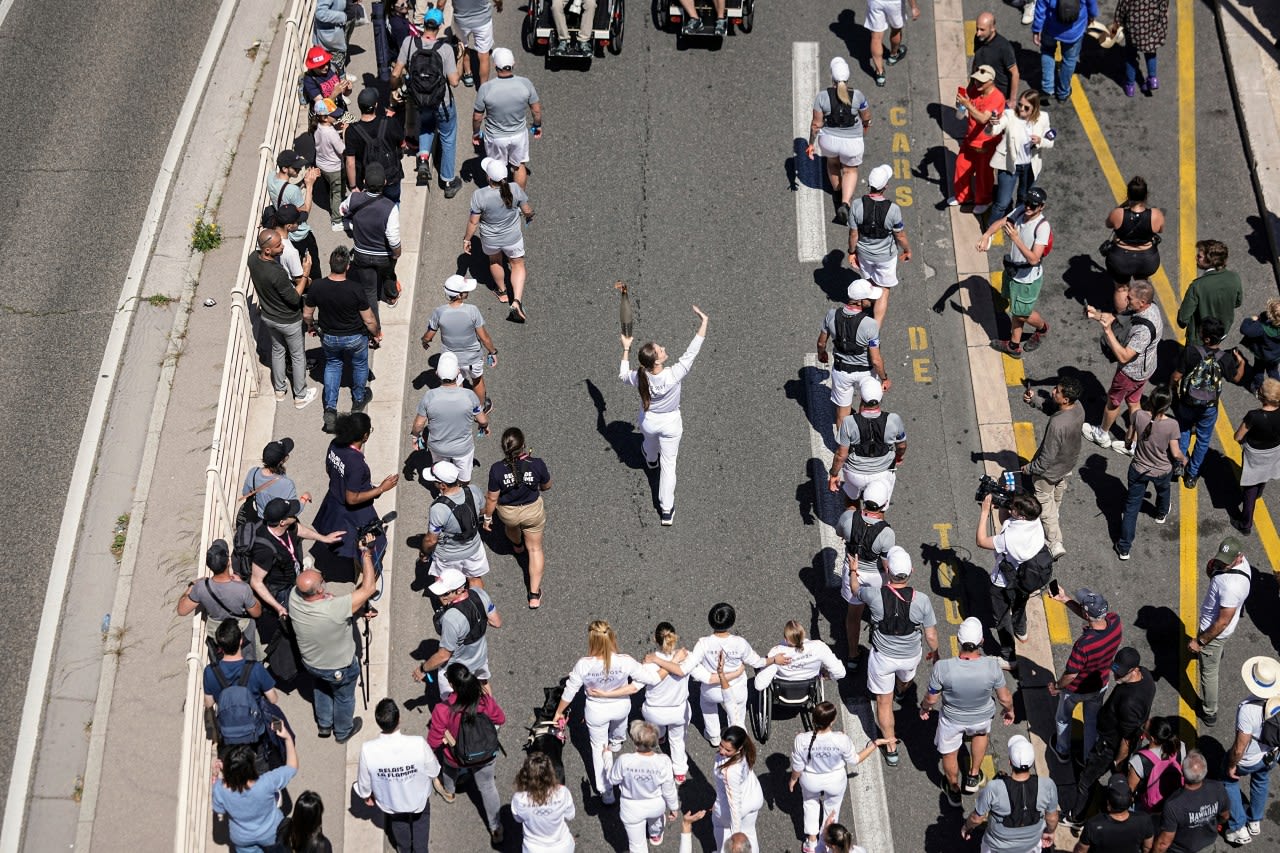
[991,163,1036,225]
[305,656,361,737]
[1040,35,1083,100]
[320,332,370,411]
[1225,760,1272,831]
[1177,402,1219,478]
[1124,46,1158,85]
[1117,464,1171,552]
[417,100,457,182]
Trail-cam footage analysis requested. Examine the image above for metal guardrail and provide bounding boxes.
[173,1,318,849]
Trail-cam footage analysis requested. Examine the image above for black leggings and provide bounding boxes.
[1243,482,1267,528]
[1106,246,1160,284]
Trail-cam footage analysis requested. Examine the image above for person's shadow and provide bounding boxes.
[584,379,646,469]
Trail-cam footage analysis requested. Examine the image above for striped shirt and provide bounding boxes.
[1064,612,1122,694]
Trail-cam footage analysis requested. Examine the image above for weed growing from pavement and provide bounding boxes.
[110,514,129,561]
[145,294,176,307]
[191,207,224,253]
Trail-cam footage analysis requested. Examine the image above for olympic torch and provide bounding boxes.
[615,280,634,337]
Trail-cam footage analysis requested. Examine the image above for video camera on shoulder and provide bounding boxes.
[355,510,398,542]
[975,472,1019,510]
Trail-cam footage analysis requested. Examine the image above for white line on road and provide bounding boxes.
[793,42,828,263]
[0,0,20,37]
[0,0,243,848]
[802,353,895,853]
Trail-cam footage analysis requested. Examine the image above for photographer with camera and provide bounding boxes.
[288,531,380,743]
[975,489,1049,668]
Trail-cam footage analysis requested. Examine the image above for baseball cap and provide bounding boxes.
[862,479,891,509]
[492,47,515,69]
[1008,735,1034,769]
[1111,646,1141,676]
[481,157,509,183]
[357,87,380,112]
[423,7,444,26]
[428,567,468,596]
[1075,588,1110,619]
[444,274,478,295]
[885,546,912,579]
[423,460,461,484]
[364,162,387,191]
[1211,536,1244,565]
[859,377,883,404]
[1105,775,1134,812]
[276,204,308,225]
[847,279,883,302]
[867,164,893,190]
[436,350,460,381]
[829,56,850,83]
[1025,186,1048,207]
[304,45,332,70]
[970,64,996,83]
[263,497,302,525]
[314,97,345,119]
[276,149,306,171]
[958,617,984,648]
[262,437,295,466]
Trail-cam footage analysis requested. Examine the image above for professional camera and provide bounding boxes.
[355,510,398,542]
[974,474,1016,510]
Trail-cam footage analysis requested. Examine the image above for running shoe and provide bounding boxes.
[886,46,907,64]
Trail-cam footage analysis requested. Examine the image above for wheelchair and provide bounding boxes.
[658,0,755,38]
[523,0,626,58]
[749,676,824,744]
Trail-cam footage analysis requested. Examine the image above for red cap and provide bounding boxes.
[305,46,332,70]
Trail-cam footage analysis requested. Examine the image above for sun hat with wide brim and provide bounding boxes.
[1087,21,1124,49]
[1242,656,1280,699]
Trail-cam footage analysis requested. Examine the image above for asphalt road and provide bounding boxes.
[0,0,223,829]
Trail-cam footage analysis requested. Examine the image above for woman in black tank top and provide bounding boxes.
[1103,176,1165,311]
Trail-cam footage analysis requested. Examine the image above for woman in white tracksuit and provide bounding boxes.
[788,702,889,853]
[712,726,765,852]
[607,720,680,852]
[511,752,576,853]
[619,305,709,525]
[553,620,658,804]
[639,622,697,785]
[753,620,847,691]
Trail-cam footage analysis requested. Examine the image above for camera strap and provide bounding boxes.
[202,578,248,618]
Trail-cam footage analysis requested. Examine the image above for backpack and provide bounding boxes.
[432,591,489,644]
[451,705,502,767]
[406,38,448,110]
[1034,220,1054,258]
[851,412,891,458]
[1180,345,1228,406]
[825,87,859,128]
[212,663,266,745]
[857,196,893,241]
[846,513,889,565]
[1000,545,1054,594]
[873,586,916,637]
[833,310,871,370]
[1137,747,1183,811]
[1258,700,1280,751]
[1055,0,1080,25]
[999,773,1042,828]
[434,488,480,542]
[350,120,403,184]
[232,522,287,586]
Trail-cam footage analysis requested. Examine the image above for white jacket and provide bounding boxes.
[754,639,846,690]
[989,108,1054,178]
[607,751,679,809]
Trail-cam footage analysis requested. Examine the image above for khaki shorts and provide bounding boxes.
[496,496,546,535]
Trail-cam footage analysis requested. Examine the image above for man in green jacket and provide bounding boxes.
[1177,239,1242,344]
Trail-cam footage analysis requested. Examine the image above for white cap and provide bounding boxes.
[958,617,984,648]
[862,479,891,509]
[481,156,509,183]
[1008,735,1035,769]
[848,279,883,302]
[859,377,883,404]
[492,47,515,69]
[436,351,460,381]
[830,56,850,83]
[867,163,893,190]
[423,460,461,484]
[444,274,477,295]
[885,545,912,579]
[428,567,468,596]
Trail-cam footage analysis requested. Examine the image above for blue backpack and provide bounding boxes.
[212,663,266,745]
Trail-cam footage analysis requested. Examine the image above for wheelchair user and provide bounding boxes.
[677,0,727,36]
[754,621,847,692]
[551,0,596,55]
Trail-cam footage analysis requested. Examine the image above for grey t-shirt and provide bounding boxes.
[857,584,936,658]
[474,75,539,136]
[822,306,880,372]
[429,485,486,561]
[812,88,868,139]
[470,184,529,246]
[416,385,481,456]
[851,196,905,261]
[241,467,300,517]
[976,775,1059,851]
[838,410,906,474]
[928,656,1006,726]
[1121,303,1164,382]
[428,303,486,364]
[439,587,493,676]
[396,37,458,105]
[451,0,493,28]
[836,509,895,573]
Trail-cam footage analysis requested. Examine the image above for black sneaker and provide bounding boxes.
[962,772,981,794]
[417,157,432,183]
[335,717,364,744]
[1203,711,1218,727]
[1184,474,1200,489]
[942,781,962,808]
[482,397,494,414]
[682,17,704,33]
[442,177,464,199]
[323,408,338,433]
[660,508,675,526]
[352,387,372,413]
[835,203,850,225]
[317,726,333,738]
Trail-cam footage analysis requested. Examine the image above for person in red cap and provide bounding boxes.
[301,45,352,110]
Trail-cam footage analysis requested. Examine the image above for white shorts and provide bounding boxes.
[484,131,531,167]
[456,18,495,52]
[429,447,476,481]
[866,647,921,695]
[454,353,486,379]
[857,255,900,288]
[831,366,871,408]
[841,561,883,604]
[816,131,865,167]
[480,236,526,259]
[864,0,905,32]
[430,549,491,579]
[934,715,993,753]
[841,468,897,504]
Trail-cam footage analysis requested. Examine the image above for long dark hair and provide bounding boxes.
[806,702,839,762]
[823,823,855,853]
[720,725,756,770]
[284,790,327,852]
[1140,385,1173,443]
[446,662,483,718]
[502,427,528,486]
[1146,716,1182,760]
[636,343,659,411]
[494,176,514,208]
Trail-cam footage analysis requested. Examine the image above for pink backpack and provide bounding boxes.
[1138,747,1182,811]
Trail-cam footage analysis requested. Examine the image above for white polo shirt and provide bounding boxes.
[353,730,440,815]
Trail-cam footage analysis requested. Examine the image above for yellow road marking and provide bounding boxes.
[989,270,1026,385]
[980,754,995,782]
[1013,422,1036,463]
[1045,597,1071,646]
[964,20,976,56]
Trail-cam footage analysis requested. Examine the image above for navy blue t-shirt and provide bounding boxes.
[325,442,374,508]
[487,456,551,506]
[202,658,276,701]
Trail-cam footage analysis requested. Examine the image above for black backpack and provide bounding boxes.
[1258,701,1280,752]
[851,412,891,458]
[833,311,871,370]
[999,774,1042,828]
[846,513,889,564]
[452,705,502,766]
[857,196,893,241]
[434,488,480,542]
[350,120,404,184]
[825,87,859,128]
[1055,0,1080,25]
[432,591,489,644]
[407,38,448,110]
[1000,545,1054,594]
[874,586,916,637]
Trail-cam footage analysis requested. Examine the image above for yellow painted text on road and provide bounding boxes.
[909,327,929,350]
[934,523,952,548]
[889,107,907,126]
[913,359,933,383]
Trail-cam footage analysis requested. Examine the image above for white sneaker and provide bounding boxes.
[294,387,318,409]
[1082,423,1111,446]
[1049,541,1067,560]
[1226,827,1252,845]
[274,388,288,401]
[1248,821,1261,836]
[1113,441,1135,456]
[946,196,960,207]
[331,222,345,232]
[1021,3,1035,24]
